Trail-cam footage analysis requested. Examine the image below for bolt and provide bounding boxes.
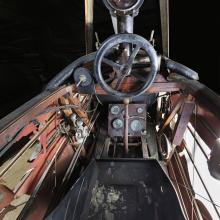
[79,74,87,83]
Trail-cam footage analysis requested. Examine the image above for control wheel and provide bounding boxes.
[94,33,159,98]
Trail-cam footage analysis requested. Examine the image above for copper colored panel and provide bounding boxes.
[108,104,146,137]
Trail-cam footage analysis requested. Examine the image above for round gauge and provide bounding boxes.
[107,0,138,10]
[111,105,121,115]
[112,119,123,129]
[137,107,144,114]
[130,119,142,132]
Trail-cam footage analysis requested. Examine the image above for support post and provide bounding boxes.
[158,97,184,136]
[159,0,169,57]
[84,0,94,54]
[172,101,195,146]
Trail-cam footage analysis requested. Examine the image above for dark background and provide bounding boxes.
[0,0,219,119]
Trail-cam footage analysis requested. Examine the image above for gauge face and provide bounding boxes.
[110,105,121,115]
[107,0,138,10]
[137,107,144,114]
[130,119,142,132]
[112,119,123,129]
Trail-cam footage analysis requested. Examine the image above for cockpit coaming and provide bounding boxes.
[0,1,219,220]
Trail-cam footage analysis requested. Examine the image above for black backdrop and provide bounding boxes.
[0,0,219,118]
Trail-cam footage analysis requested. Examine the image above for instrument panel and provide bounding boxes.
[108,103,146,137]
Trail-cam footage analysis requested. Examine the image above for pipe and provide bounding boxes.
[164,57,199,80]
[45,52,96,90]
[123,98,129,155]
[117,15,134,58]
[117,15,134,33]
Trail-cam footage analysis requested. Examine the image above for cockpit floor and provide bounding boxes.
[46,159,185,220]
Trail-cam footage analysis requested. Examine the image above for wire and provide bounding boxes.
[169,158,190,219]
[184,145,220,218]
[173,151,200,220]
[169,177,220,209]
[191,104,197,220]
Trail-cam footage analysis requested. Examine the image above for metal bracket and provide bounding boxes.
[141,130,149,158]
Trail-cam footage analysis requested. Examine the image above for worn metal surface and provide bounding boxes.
[46,160,185,220]
[0,87,92,218]
[0,115,56,178]
[0,85,73,147]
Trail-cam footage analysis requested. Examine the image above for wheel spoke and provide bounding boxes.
[114,74,127,90]
[102,58,121,71]
[126,45,141,67]
[105,72,117,83]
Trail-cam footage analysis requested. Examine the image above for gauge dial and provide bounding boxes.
[110,105,121,115]
[137,107,144,114]
[130,119,142,132]
[112,118,123,129]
